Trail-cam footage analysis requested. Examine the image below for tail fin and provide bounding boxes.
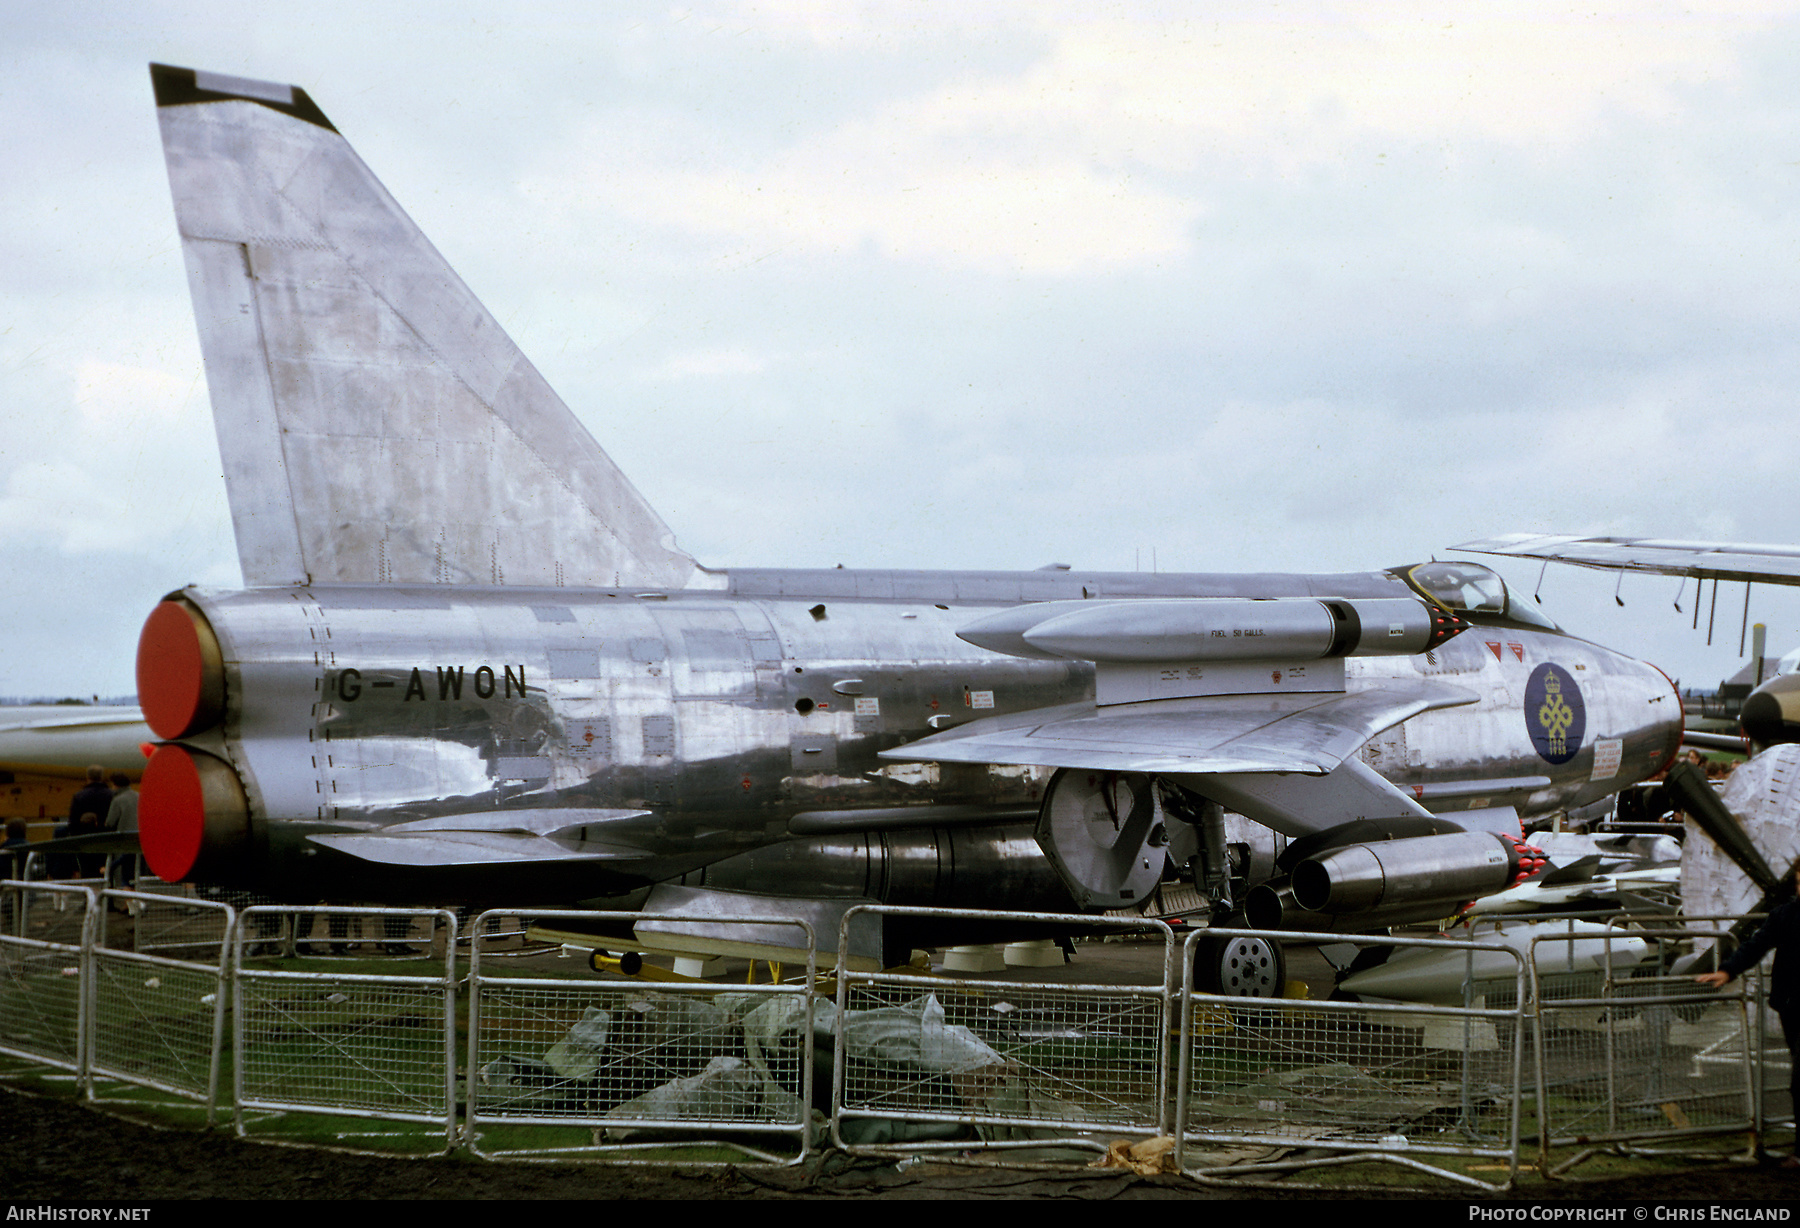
[150,65,696,590]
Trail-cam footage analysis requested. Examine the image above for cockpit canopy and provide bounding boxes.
[1394,561,1559,631]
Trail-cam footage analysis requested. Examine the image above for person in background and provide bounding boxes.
[1697,864,1800,1168]
[104,772,138,892]
[66,766,112,837]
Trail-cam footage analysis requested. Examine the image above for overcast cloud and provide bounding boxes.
[4,2,1800,697]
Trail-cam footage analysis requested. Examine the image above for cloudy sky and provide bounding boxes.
[5,1,1800,699]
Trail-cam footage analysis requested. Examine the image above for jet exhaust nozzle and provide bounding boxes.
[137,599,226,740]
[139,745,250,882]
[1244,878,1332,931]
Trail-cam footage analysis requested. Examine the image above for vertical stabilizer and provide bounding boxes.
[151,65,696,590]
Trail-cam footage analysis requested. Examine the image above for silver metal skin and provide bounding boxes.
[1457,533,1800,587]
[166,572,1678,910]
[1334,918,1649,1005]
[1034,770,1166,910]
[961,596,1447,662]
[0,706,149,778]
[141,66,1685,930]
[1289,831,1519,914]
[155,66,694,592]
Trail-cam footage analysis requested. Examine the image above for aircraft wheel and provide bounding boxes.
[1194,925,1286,998]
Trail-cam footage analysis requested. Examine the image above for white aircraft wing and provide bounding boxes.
[0,706,151,776]
[1454,533,1800,586]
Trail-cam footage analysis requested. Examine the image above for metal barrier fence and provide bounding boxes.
[1527,923,1759,1175]
[1746,979,1791,1140]
[5,892,1795,1180]
[232,905,460,1152]
[120,875,245,958]
[831,906,1176,1160]
[0,881,96,1081]
[87,888,233,1122]
[1675,914,1793,1142]
[6,859,103,944]
[464,909,817,1164]
[1175,928,1527,1193]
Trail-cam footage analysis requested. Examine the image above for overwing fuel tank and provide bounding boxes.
[958,597,1468,662]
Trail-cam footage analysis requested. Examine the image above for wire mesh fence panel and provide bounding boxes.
[829,907,1175,1156]
[90,952,226,1104]
[1746,983,1795,1136]
[236,977,453,1114]
[233,907,458,1147]
[9,871,95,948]
[1175,929,1525,1189]
[119,881,236,958]
[1533,986,1755,1144]
[0,883,93,1074]
[834,978,1168,1136]
[1181,998,1523,1146]
[464,909,816,1162]
[1529,929,1757,1156]
[277,908,456,958]
[87,890,231,1113]
[471,984,809,1123]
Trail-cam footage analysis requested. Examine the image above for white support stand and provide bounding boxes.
[941,944,1007,973]
[1004,939,1065,967]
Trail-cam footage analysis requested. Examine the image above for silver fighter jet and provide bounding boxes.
[132,67,1683,989]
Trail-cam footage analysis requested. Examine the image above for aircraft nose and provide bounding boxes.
[1646,659,1685,774]
[1740,675,1800,748]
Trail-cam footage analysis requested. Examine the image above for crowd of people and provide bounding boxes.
[2,764,138,884]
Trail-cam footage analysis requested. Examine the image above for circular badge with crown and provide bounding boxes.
[1525,662,1585,765]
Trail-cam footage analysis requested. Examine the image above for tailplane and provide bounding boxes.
[151,65,696,590]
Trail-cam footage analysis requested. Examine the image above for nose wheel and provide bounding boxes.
[1194,922,1286,998]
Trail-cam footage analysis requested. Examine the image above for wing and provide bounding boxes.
[0,706,151,777]
[1455,533,1800,586]
[305,808,724,886]
[880,684,1476,776]
[884,596,1490,874]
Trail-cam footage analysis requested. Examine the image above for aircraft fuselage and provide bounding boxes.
[139,565,1682,907]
